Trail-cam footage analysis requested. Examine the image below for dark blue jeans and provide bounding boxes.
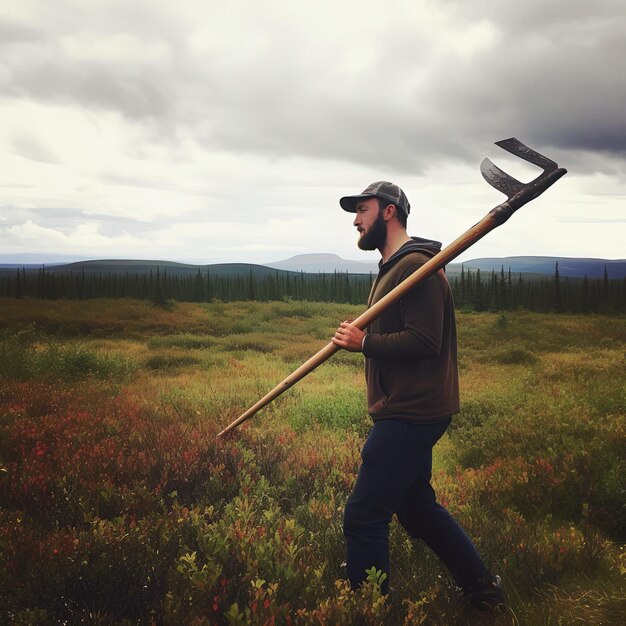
[343,418,489,594]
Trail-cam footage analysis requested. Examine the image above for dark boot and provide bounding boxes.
[462,574,506,612]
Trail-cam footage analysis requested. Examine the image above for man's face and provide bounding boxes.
[354,197,387,251]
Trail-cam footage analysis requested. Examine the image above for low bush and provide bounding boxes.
[0,328,134,382]
[290,390,368,434]
[491,346,539,365]
[144,353,202,371]
[148,334,217,350]
[220,333,277,354]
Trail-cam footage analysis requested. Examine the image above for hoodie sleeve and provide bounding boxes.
[362,268,447,359]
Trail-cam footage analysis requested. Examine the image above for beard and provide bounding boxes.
[358,209,387,251]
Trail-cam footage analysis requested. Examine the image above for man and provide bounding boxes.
[331,181,504,611]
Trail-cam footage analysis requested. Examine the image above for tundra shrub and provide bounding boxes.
[0,329,133,382]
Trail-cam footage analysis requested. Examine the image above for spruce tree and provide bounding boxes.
[14,268,23,299]
[150,267,169,307]
[554,261,564,312]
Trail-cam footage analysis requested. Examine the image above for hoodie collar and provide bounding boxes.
[378,236,442,271]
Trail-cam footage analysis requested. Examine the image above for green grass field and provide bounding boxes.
[0,298,624,624]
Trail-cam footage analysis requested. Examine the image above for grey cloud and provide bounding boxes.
[0,2,185,120]
[11,132,61,164]
[446,0,624,34]
[1,0,625,177]
[0,205,152,234]
[179,3,626,177]
[0,17,43,43]
[446,36,626,168]
[5,59,173,120]
[1,206,85,230]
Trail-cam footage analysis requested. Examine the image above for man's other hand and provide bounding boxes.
[332,320,365,352]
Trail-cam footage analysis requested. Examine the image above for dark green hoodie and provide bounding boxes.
[362,237,460,423]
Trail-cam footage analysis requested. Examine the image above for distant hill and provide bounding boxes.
[265,253,626,279]
[20,259,301,279]
[1,254,624,280]
[266,253,379,274]
[0,256,374,278]
[455,256,626,279]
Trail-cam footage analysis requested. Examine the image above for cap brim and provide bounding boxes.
[339,193,375,213]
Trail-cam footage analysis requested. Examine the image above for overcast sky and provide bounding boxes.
[1,0,624,265]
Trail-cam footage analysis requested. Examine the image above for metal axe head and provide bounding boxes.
[481,137,560,200]
[480,137,567,221]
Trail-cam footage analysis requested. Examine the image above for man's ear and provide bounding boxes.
[382,203,396,221]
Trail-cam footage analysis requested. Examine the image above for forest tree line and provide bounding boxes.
[1,263,624,313]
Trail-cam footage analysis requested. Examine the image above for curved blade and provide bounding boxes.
[495,138,558,172]
[480,157,525,199]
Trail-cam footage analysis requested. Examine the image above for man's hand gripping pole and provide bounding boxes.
[217,138,567,438]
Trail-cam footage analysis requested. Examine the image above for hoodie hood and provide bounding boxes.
[379,236,442,272]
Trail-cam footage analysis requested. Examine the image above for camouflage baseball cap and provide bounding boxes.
[340,181,411,215]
